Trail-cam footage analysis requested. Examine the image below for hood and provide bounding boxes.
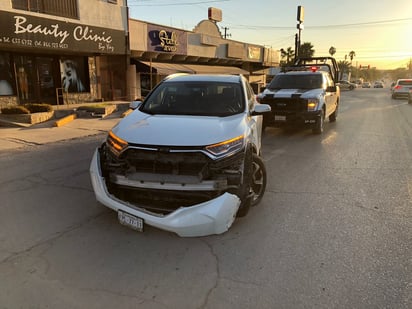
[264,88,323,98]
[111,110,246,146]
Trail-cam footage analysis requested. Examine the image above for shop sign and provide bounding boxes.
[147,25,187,54]
[0,11,126,54]
[248,46,261,61]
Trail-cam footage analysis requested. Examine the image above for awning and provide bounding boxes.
[140,61,249,75]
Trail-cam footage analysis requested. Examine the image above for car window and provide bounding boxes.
[244,80,255,111]
[140,81,244,116]
[398,80,412,86]
[268,74,323,90]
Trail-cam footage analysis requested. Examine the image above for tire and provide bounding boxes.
[312,109,324,134]
[250,154,267,206]
[329,104,338,122]
[236,147,253,217]
[236,150,267,217]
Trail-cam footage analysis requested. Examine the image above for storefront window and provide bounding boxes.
[60,57,89,93]
[0,53,15,96]
[12,0,79,19]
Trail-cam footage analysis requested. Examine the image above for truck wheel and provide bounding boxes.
[312,109,324,134]
[251,154,267,206]
[329,105,338,122]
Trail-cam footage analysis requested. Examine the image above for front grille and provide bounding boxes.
[124,148,208,176]
[103,146,245,214]
[262,96,307,113]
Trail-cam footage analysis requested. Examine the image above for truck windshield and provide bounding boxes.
[268,74,323,90]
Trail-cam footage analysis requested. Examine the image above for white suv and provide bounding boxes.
[90,74,271,237]
[391,79,412,99]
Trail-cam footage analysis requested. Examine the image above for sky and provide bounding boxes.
[127,0,412,70]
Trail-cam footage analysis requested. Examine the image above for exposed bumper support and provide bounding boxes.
[89,149,240,237]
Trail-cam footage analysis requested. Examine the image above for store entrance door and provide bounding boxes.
[15,55,59,104]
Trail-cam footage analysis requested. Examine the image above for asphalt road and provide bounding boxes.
[0,88,411,308]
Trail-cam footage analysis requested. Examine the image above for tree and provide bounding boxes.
[298,42,315,58]
[280,47,295,66]
[338,60,351,80]
[349,51,356,64]
[329,46,336,57]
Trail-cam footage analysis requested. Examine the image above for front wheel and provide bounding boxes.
[312,109,324,134]
[250,154,267,206]
[236,152,267,217]
[329,104,338,122]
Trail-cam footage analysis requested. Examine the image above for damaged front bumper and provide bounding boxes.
[89,149,241,237]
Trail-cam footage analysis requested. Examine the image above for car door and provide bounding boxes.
[324,74,337,117]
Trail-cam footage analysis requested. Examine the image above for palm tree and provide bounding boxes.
[329,46,336,57]
[349,51,356,64]
[280,47,295,66]
[338,60,351,80]
[298,42,315,58]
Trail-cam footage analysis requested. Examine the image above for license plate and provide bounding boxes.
[118,211,144,232]
[275,115,286,121]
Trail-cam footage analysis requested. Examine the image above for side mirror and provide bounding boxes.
[326,86,337,92]
[251,104,271,116]
[129,100,142,110]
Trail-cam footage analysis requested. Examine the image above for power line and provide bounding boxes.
[128,0,229,7]
[226,17,412,31]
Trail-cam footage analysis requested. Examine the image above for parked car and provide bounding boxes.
[362,82,371,88]
[373,81,384,88]
[338,80,356,90]
[90,74,272,237]
[391,79,412,99]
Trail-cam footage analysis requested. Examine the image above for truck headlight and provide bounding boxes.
[205,135,244,157]
[107,130,128,156]
[307,99,319,111]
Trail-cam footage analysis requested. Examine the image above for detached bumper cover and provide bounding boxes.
[89,149,240,237]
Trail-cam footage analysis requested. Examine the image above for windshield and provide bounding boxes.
[140,81,244,116]
[268,74,323,90]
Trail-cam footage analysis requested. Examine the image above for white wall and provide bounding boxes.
[0,0,128,31]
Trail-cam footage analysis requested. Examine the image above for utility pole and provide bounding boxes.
[295,6,304,60]
[222,27,231,39]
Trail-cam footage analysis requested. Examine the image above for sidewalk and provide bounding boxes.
[0,101,129,151]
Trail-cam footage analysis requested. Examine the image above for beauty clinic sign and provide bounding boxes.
[0,11,126,54]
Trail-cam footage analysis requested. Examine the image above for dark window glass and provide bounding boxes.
[12,0,79,19]
[141,82,244,117]
[269,74,323,90]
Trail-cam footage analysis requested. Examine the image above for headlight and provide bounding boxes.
[307,98,319,111]
[205,135,244,157]
[107,130,128,156]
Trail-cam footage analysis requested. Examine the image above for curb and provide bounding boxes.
[54,113,77,127]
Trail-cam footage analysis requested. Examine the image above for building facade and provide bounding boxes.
[0,0,128,108]
[0,3,279,108]
[127,8,279,98]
